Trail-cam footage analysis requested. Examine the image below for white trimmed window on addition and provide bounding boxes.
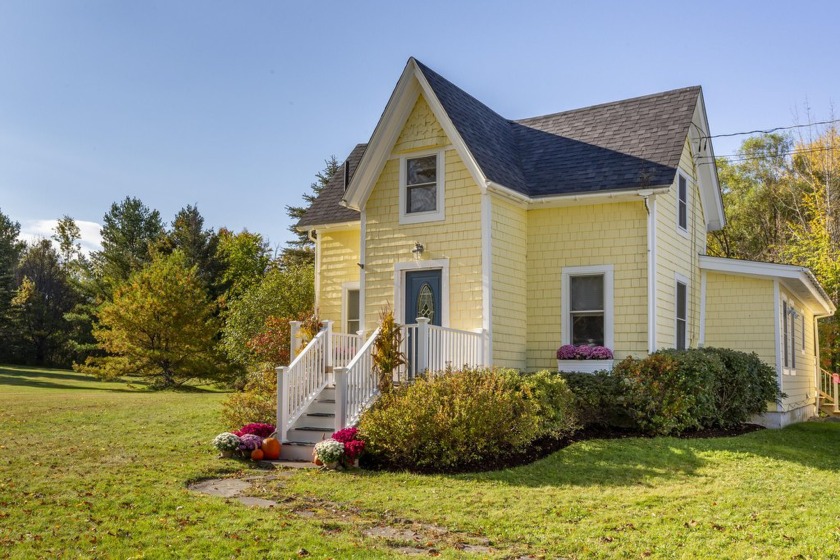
[399,151,445,224]
[561,265,614,350]
[676,279,688,350]
[677,174,688,232]
[782,299,796,371]
[345,289,360,335]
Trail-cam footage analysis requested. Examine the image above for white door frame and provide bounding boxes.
[393,259,450,326]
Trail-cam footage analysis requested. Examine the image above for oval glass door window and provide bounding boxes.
[417,283,435,323]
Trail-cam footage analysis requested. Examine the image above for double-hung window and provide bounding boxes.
[677,174,688,233]
[345,289,360,334]
[782,299,797,372]
[562,265,614,349]
[675,278,688,350]
[399,151,444,224]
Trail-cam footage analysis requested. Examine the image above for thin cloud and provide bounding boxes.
[19,219,103,255]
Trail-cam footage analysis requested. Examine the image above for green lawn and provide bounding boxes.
[1,365,839,559]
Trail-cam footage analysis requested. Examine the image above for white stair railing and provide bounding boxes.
[276,328,329,441]
[334,327,381,431]
[332,332,363,369]
[819,368,839,413]
[402,318,486,378]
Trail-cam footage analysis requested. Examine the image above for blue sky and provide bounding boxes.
[2,1,838,252]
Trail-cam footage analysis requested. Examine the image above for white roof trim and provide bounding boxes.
[341,58,487,211]
[699,255,835,316]
[690,91,726,232]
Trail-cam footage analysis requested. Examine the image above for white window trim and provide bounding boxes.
[393,259,450,326]
[341,282,360,335]
[398,149,445,225]
[781,294,795,375]
[800,311,806,354]
[561,265,614,349]
[675,272,689,350]
[676,171,690,239]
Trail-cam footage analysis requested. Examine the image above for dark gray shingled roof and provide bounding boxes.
[298,60,701,227]
[297,143,366,228]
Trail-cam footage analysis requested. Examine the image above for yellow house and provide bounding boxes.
[278,58,834,456]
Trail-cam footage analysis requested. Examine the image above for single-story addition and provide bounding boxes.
[276,57,836,458]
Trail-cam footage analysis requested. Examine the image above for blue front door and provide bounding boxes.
[405,270,442,326]
[405,270,442,378]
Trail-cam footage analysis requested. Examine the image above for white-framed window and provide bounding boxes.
[675,274,688,351]
[342,282,360,334]
[677,172,689,235]
[561,265,614,349]
[782,297,797,372]
[398,150,445,224]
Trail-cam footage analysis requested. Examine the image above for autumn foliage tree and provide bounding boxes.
[76,251,227,387]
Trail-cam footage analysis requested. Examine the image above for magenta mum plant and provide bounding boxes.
[234,423,275,438]
[556,344,613,360]
[238,434,263,452]
[331,427,365,465]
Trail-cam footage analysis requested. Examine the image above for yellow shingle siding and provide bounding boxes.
[526,202,648,370]
[703,272,776,366]
[778,285,818,412]
[317,228,360,334]
[393,95,447,154]
[491,196,527,368]
[655,138,706,349]
[364,95,483,332]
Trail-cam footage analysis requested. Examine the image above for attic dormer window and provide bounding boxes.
[399,150,445,224]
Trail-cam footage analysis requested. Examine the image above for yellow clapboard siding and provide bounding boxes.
[526,202,648,370]
[655,138,706,349]
[317,228,360,334]
[491,196,527,368]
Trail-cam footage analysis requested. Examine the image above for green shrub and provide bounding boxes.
[358,368,577,472]
[559,371,631,429]
[221,368,277,427]
[700,347,783,428]
[614,350,723,435]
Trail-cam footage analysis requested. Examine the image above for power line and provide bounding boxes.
[696,145,838,165]
[702,118,840,140]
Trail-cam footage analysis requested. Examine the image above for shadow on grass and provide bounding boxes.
[461,422,840,487]
[0,365,224,393]
[0,372,146,392]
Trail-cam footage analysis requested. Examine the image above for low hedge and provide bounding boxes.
[358,368,577,472]
[562,348,783,436]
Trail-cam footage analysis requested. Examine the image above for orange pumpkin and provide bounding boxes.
[261,437,281,460]
[250,448,264,461]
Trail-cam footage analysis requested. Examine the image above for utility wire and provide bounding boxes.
[696,145,838,163]
[701,118,840,140]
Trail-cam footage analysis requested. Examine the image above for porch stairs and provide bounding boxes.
[275,319,486,462]
[819,368,840,417]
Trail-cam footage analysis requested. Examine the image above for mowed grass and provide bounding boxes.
[1,365,839,559]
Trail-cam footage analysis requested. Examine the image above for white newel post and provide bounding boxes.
[334,366,348,432]
[276,366,289,441]
[323,320,334,375]
[834,377,839,413]
[416,317,430,374]
[474,328,486,367]
[289,321,302,361]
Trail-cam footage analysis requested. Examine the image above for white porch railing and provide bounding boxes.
[333,332,363,369]
[819,368,839,413]
[276,327,329,441]
[334,327,381,431]
[399,317,485,380]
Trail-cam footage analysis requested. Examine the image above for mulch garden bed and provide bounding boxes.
[361,423,765,475]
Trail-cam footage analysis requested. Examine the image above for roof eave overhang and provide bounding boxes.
[699,255,836,317]
[294,220,360,233]
[690,91,726,232]
[486,180,671,208]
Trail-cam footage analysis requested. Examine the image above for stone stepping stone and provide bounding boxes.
[188,478,250,498]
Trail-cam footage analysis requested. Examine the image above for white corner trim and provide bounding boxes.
[481,192,493,363]
[393,259,450,326]
[675,272,690,350]
[647,195,657,353]
[314,232,321,310]
[359,210,366,333]
[699,269,707,346]
[561,264,614,350]
[773,279,783,411]
[398,148,446,225]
